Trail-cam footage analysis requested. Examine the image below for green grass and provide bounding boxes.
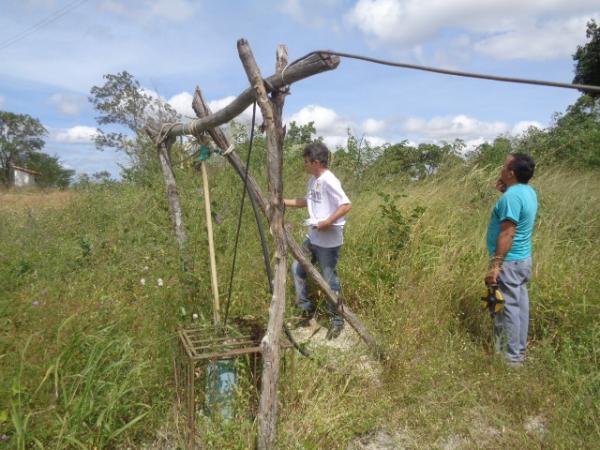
[1,160,598,448]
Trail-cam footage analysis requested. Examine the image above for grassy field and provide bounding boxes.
[0,161,598,449]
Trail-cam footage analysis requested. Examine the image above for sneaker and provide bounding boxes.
[326,323,343,340]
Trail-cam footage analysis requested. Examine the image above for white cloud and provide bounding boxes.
[323,135,349,149]
[207,95,263,124]
[511,120,544,135]
[167,92,267,125]
[475,15,596,60]
[346,0,599,59]
[49,93,87,116]
[168,91,195,118]
[401,114,508,140]
[0,95,4,109]
[52,126,99,144]
[398,114,545,151]
[361,118,386,134]
[287,104,389,149]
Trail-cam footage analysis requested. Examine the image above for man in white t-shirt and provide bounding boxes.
[284,143,352,339]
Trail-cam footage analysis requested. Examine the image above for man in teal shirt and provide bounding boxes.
[486,153,538,367]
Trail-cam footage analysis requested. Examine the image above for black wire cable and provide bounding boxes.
[220,102,309,357]
[0,0,90,51]
[284,50,600,94]
[223,102,257,329]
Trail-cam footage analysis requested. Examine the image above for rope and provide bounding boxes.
[282,50,600,94]
[223,102,257,329]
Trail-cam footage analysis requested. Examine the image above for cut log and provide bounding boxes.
[168,51,339,139]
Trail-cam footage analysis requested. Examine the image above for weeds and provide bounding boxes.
[0,163,599,448]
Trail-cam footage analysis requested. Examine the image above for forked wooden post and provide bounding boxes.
[238,39,288,450]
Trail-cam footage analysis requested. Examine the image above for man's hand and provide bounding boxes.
[495,178,507,193]
[316,219,332,231]
[485,268,500,286]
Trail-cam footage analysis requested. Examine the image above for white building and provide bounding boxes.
[10,165,41,188]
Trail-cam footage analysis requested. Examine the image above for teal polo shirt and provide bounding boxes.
[486,183,538,261]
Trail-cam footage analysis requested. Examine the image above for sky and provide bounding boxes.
[1,0,598,177]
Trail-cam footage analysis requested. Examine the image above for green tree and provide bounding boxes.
[25,152,75,188]
[89,71,180,180]
[0,111,47,185]
[469,136,513,167]
[573,19,600,97]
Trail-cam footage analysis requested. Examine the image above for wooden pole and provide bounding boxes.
[201,161,221,325]
[238,39,288,450]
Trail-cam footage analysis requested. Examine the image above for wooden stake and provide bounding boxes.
[201,161,220,325]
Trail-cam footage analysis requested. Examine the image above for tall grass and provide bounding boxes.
[1,160,598,448]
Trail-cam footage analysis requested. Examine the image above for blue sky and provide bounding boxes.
[1,0,598,177]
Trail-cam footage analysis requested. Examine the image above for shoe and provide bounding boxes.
[295,309,314,327]
[506,360,523,369]
[326,323,343,340]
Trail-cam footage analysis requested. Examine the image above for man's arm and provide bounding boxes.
[284,198,307,208]
[485,220,516,285]
[316,203,352,230]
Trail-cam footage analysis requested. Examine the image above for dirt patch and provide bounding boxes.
[524,415,547,436]
[287,317,383,384]
[0,190,74,212]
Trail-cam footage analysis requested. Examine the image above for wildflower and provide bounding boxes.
[142,266,149,271]
[157,278,164,287]
[140,278,146,286]
[31,300,40,306]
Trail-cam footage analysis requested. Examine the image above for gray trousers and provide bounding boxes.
[494,257,532,363]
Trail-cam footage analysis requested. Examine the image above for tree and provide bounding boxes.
[25,152,74,189]
[89,71,179,152]
[573,19,600,97]
[0,111,47,185]
[89,71,180,180]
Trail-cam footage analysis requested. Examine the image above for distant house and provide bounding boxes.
[10,165,41,188]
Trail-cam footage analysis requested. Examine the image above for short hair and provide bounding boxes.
[509,153,536,183]
[303,142,329,168]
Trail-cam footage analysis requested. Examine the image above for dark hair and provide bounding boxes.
[303,142,329,168]
[509,153,536,183]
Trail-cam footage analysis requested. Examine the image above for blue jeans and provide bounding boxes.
[494,257,532,363]
[291,239,343,327]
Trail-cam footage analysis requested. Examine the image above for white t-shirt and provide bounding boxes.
[305,170,351,248]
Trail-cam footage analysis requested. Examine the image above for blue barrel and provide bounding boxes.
[205,359,237,420]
